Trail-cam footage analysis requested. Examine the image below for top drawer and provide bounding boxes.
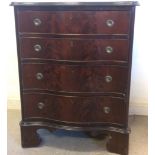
[17,11,130,34]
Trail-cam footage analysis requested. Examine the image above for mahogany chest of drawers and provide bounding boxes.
[11,1,138,155]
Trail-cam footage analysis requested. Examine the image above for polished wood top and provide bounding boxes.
[11,1,139,6]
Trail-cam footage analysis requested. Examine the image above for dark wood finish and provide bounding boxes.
[12,2,138,155]
[22,93,127,125]
[20,125,41,147]
[106,131,129,155]
[20,38,129,62]
[125,6,136,127]
[19,33,129,40]
[20,121,130,133]
[21,122,56,147]
[17,11,130,34]
[22,63,128,93]
[20,121,129,155]
[11,1,139,7]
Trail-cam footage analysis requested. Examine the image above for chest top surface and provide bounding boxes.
[11,1,139,6]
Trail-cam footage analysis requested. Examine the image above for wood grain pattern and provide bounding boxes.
[17,11,130,34]
[22,63,128,93]
[22,93,127,125]
[20,38,129,62]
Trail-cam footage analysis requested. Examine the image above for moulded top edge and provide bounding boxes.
[10,1,139,7]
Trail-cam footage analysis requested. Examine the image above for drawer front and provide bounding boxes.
[22,93,127,125]
[22,64,128,93]
[17,11,130,34]
[20,38,129,62]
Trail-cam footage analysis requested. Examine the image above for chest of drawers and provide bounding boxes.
[11,1,138,155]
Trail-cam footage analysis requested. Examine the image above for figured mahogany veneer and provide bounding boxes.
[12,1,138,155]
[17,11,130,34]
[23,93,127,125]
[22,63,128,93]
[20,38,129,62]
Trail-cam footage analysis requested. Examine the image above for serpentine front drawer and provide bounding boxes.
[20,38,129,63]
[17,11,130,34]
[22,63,128,94]
[23,93,127,126]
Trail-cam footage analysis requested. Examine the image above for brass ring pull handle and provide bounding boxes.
[105,75,112,83]
[34,44,42,52]
[36,73,44,80]
[37,102,45,109]
[105,46,113,54]
[33,18,42,26]
[106,19,114,27]
[104,106,111,114]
